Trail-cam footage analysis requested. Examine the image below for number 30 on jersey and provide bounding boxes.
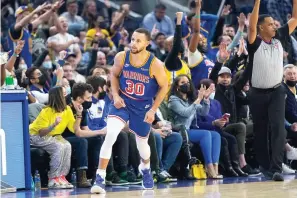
[125,80,145,96]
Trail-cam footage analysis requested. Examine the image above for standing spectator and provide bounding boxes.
[267,0,292,25]
[142,3,174,37]
[47,16,82,64]
[7,3,54,68]
[247,0,297,181]
[61,0,86,36]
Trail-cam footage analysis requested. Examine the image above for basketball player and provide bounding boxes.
[91,28,168,194]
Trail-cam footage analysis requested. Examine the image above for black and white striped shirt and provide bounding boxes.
[246,24,290,89]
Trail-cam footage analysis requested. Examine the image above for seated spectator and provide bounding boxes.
[26,66,63,104]
[61,0,86,36]
[90,65,109,80]
[142,3,174,37]
[86,76,107,131]
[63,62,74,82]
[284,64,297,124]
[29,86,78,189]
[152,113,182,181]
[168,75,222,179]
[96,51,107,67]
[209,46,260,176]
[62,83,106,188]
[66,53,86,83]
[197,79,248,177]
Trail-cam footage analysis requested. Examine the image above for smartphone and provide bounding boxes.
[222,113,230,120]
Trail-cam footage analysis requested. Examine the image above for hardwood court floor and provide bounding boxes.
[3,175,297,198]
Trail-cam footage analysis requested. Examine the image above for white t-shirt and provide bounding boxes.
[47,33,80,59]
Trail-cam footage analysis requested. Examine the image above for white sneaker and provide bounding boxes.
[287,148,297,160]
[161,170,177,182]
[282,163,296,174]
[48,178,66,189]
[59,176,74,189]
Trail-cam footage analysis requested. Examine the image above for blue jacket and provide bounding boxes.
[195,99,222,131]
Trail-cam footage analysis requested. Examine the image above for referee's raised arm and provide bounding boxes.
[248,0,260,44]
[287,0,297,34]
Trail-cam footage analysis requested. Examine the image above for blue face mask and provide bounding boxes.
[42,61,53,69]
[66,86,71,96]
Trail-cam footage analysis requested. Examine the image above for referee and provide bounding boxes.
[246,0,297,181]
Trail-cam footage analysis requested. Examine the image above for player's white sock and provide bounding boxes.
[139,161,150,170]
[96,169,106,181]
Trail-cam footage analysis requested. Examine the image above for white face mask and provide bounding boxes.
[19,64,27,70]
[209,92,215,100]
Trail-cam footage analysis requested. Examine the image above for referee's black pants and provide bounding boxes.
[249,85,286,173]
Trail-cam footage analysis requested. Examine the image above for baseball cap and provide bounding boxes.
[15,6,33,17]
[218,67,231,76]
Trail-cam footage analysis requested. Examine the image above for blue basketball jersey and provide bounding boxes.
[119,51,159,100]
[190,54,215,88]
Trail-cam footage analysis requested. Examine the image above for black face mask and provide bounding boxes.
[99,91,106,100]
[99,22,107,29]
[198,44,208,54]
[286,80,297,87]
[179,83,190,94]
[38,75,47,86]
[82,101,92,109]
[65,95,72,105]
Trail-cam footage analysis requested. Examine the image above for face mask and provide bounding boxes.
[99,91,106,100]
[99,22,107,29]
[209,92,215,100]
[82,101,92,109]
[66,86,71,96]
[42,61,53,69]
[179,83,190,94]
[19,64,27,70]
[100,75,107,81]
[38,75,47,86]
[286,80,297,87]
[65,94,72,105]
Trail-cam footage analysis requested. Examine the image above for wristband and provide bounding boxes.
[12,53,19,57]
[149,109,156,113]
[194,14,200,19]
[48,125,55,131]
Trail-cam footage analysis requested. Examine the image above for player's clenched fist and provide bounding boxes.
[144,109,155,124]
[114,95,126,109]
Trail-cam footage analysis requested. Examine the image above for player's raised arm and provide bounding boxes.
[110,51,126,108]
[288,0,297,34]
[188,0,201,53]
[248,0,260,44]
